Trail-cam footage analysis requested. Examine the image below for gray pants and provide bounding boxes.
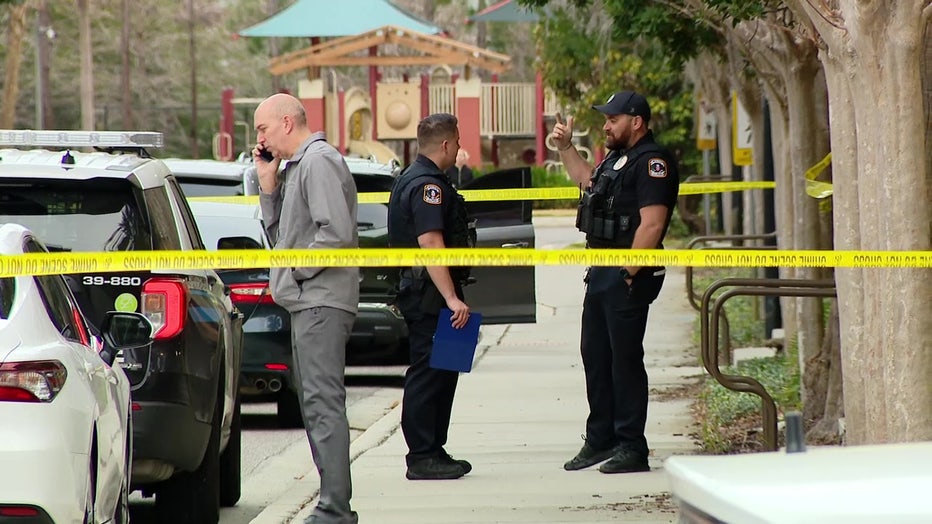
[291,306,358,524]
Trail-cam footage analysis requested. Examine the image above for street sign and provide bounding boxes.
[731,91,753,166]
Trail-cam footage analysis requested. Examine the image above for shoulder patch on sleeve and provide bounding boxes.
[648,158,668,178]
[423,183,442,205]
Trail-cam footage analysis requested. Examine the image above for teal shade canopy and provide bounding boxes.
[240,0,441,38]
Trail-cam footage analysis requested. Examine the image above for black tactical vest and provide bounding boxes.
[576,140,666,248]
[387,160,476,282]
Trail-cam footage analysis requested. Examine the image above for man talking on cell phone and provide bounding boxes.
[253,93,359,524]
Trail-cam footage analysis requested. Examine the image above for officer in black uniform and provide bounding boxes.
[387,113,476,481]
[551,91,680,474]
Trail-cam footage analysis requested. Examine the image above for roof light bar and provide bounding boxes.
[0,130,163,149]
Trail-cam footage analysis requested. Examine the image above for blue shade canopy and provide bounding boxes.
[468,0,543,23]
[240,0,441,38]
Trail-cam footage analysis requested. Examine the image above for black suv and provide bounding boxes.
[0,131,244,524]
[176,156,537,354]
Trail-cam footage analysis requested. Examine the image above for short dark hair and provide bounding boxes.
[417,113,458,150]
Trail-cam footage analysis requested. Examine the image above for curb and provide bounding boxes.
[250,329,504,524]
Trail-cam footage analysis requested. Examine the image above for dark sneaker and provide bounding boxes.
[563,441,618,471]
[440,449,472,475]
[406,457,467,480]
[598,449,650,474]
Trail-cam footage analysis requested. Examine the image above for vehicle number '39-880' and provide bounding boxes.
[82,275,142,286]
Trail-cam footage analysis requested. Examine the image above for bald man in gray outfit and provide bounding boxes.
[253,93,359,524]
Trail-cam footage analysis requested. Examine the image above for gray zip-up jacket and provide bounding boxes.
[259,132,360,314]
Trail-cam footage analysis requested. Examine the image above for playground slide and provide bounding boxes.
[348,140,399,164]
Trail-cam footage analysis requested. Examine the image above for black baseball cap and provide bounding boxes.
[592,91,651,122]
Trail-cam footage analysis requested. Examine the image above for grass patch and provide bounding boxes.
[695,353,801,453]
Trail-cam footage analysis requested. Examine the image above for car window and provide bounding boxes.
[23,239,89,344]
[166,178,206,250]
[461,167,533,227]
[0,277,13,319]
[142,186,183,250]
[178,178,246,197]
[357,203,388,231]
[0,178,151,252]
[194,215,267,251]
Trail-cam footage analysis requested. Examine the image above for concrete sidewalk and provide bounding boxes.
[254,257,702,524]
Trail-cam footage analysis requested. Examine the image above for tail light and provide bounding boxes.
[229,282,275,305]
[142,278,187,339]
[0,360,67,402]
[0,506,41,517]
[264,363,289,371]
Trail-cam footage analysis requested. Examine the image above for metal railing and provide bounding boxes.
[426,82,560,137]
[685,233,778,363]
[685,233,778,310]
[429,85,455,115]
[700,277,836,451]
[480,83,537,136]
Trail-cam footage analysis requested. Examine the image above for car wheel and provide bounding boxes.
[155,388,221,524]
[219,395,242,507]
[277,390,305,428]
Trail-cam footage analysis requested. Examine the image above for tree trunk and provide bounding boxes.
[1,1,31,128]
[267,0,281,93]
[791,0,932,444]
[188,0,198,157]
[783,43,827,412]
[807,299,844,443]
[121,0,133,129]
[77,0,95,130]
[37,0,53,128]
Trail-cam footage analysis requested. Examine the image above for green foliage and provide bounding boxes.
[687,261,801,453]
[688,266,769,348]
[697,353,801,453]
[531,165,578,210]
[665,207,691,242]
[530,2,704,185]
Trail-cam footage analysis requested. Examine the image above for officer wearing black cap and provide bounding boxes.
[387,113,477,481]
[551,91,680,474]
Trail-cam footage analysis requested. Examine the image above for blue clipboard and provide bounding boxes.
[430,308,482,373]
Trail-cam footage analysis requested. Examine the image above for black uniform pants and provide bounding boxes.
[396,281,461,464]
[580,266,665,457]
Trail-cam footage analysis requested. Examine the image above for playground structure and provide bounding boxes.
[215,25,583,170]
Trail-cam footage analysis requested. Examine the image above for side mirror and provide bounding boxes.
[99,311,153,367]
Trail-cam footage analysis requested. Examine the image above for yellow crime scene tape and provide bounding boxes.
[805,152,834,199]
[1,248,929,278]
[188,181,777,206]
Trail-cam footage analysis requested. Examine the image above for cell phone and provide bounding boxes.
[256,146,273,162]
[555,112,565,125]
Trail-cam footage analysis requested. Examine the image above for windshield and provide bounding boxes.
[0,178,151,252]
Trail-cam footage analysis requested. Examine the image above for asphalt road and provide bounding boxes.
[128,213,582,523]
[128,372,405,523]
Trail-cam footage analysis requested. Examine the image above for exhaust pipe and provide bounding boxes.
[254,378,267,391]
[268,379,282,393]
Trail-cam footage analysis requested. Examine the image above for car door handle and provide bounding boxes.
[501,242,529,248]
